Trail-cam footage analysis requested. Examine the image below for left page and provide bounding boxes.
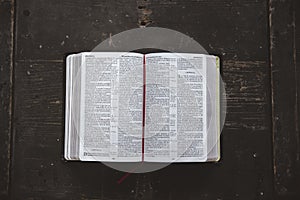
[79,52,144,162]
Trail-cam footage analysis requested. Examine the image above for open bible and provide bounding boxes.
[65,52,220,162]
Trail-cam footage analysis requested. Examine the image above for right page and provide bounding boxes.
[144,53,207,162]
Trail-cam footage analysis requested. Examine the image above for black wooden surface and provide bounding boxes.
[270,0,300,198]
[0,0,299,199]
[0,0,13,199]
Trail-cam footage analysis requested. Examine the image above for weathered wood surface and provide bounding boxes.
[0,0,299,199]
[270,0,300,199]
[0,0,14,199]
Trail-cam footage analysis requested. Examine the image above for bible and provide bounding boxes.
[65,52,220,162]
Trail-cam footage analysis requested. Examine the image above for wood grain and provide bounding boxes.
[1,0,298,199]
[270,0,300,199]
[0,0,14,199]
[10,0,275,200]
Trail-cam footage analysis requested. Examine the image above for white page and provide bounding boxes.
[206,55,221,161]
[144,53,207,162]
[79,52,144,162]
[65,53,82,160]
[64,54,72,160]
[70,54,82,160]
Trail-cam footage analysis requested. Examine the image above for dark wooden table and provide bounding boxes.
[0,0,299,199]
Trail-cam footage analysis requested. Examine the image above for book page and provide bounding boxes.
[144,53,207,162]
[65,53,82,160]
[79,52,143,162]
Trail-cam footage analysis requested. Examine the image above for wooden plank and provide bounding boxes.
[269,0,300,199]
[0,0,14,199]
[11,0,275,199]
[15,0,139,61]
[140,1,273,199]
[11,0,141,199]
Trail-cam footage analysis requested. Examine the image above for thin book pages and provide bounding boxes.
[65,52,220,163]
